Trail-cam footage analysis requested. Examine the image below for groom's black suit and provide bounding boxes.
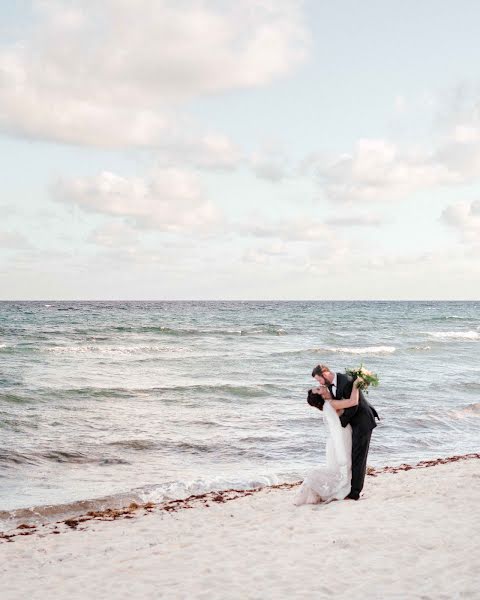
[333,372,379,499]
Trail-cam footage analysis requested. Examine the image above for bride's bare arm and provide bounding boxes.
[328,380,361,410]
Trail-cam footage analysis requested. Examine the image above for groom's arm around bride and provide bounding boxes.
[336,372,379,430]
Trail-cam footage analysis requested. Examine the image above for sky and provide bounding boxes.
[1,0,480,300]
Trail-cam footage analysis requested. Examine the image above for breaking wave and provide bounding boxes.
[315,345,396,355]
[108,325,285,337]
[408,345,432,351]
[427,331,479,340]
[43,344,188,355]
[0,472,287,527]
[275,345,396,356]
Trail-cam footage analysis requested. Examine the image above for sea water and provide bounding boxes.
[1,301,479,519]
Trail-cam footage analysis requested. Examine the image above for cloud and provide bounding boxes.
[0,230,32,249]
[250,144,291,181]
[431,86,480,179]
[393,95,407,114]
[53,168,222,232]
[155,130,243,171]
[441,200,480,243]
[86,221,200,268]
[0,0,309,147]
[307,86,480,205]
[242,243,290,264]
[324,214,384,227]
[0,205,17,218]
[236,218,332,242]
[236,212,382,243]
[434,132,480,181]
[316,139,458,204]
[88,221,140,249]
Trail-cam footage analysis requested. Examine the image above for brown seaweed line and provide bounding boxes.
[1,452,478,543]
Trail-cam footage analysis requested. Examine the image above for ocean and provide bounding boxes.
[0,301,479,521]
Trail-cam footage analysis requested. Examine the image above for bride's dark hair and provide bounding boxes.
[307,389,325,411]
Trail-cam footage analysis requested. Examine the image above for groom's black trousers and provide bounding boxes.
[350,429,372,499]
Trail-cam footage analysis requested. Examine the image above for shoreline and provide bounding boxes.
[2,452,479,543]
[1,454,479,599]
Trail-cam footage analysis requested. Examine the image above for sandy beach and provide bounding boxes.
[1,455,479,600]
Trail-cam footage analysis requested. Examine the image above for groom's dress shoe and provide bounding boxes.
[345,493,360,500]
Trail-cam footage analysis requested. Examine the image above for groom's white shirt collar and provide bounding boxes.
[331,373,337,389]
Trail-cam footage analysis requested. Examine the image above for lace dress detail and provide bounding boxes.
[295,401,352,505]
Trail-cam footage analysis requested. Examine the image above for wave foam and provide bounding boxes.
[429,315,471,321]
[316,345,396,355]
[428,331,480,340]
[137,474,283,504]
[0,473,286,526]
[274,345,396,356]
[408,345,432,351]
[44,344,189,355]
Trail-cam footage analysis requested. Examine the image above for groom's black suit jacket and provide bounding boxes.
[334,373,379,435]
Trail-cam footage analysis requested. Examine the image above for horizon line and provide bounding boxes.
[0,299,478,303]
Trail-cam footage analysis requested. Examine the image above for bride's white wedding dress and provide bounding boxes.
[295,400,352,505]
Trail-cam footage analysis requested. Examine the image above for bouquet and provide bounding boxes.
[345,364,379,394]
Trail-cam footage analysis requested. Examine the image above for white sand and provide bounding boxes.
[1,459,479,600]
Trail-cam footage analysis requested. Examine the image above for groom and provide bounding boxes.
[312,364,380,500]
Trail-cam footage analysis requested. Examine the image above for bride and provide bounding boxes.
[295,378,362,505]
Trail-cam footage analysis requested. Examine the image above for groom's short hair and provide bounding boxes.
[312,364,330,378]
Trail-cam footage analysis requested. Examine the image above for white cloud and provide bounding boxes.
[428,84,480,180]
[306,85,480,205]
[316,139,458,204]
[53,168,222,232]
[0,205,17,218]
[237,218,332,242]
[155,130,243,170]
[324,214,384,227]
[236,212,381,245]
[0,230,31,249]
[394,95,407,114]
[441,200,480,243]
[300,241,479,285]
[88,221,140,249]
[250,144,291,181]
[86,221,202,270]
[242,242,290,264]
[0,0,309,147]
[434,136,480,180]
